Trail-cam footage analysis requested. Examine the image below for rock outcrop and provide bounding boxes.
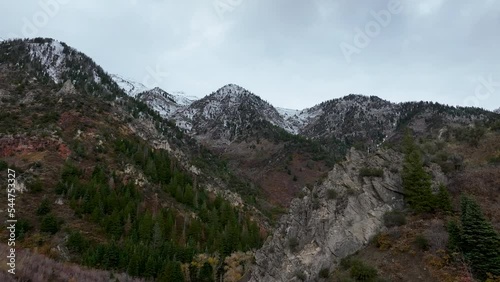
[250,148,445,282]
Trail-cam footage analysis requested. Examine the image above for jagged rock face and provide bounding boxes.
[137,87,182,118]
[57,80,77,95]
[250,149,404,282]
[250,149,445,282]
[174,84,288,143]
[298,95,399,145]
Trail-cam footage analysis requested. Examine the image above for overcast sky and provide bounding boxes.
[1,0,499,110]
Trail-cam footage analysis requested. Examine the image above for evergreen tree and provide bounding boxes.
[40,214,60,234]
[436,184,453,213]
[160,260,185,282]
[459,196,500,278]
[127,251,140,277]
[144,255,157,278]
[401,131,435,213]
[447,220,462,252]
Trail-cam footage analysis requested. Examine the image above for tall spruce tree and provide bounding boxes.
[402,131,435,212]
[436,184,453,213]
[459,196,500,279]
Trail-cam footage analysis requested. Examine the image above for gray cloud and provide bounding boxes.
[1,0,499,110]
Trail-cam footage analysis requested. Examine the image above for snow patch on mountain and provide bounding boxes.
[111,75,148,98]
[171,91,198,106]
[173,84,294,139]
[28,41,66,83]
[276,106,325,134]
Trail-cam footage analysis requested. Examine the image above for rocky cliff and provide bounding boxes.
[250,148,446,282]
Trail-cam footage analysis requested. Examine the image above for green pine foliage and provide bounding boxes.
[401,131,435,213]
[59,137,262,280]
[40,214,61,234]
[458,196,500,279]
[435,184,453,213]
[447,196,500,279]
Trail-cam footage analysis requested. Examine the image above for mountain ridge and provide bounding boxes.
[2,37,500,282]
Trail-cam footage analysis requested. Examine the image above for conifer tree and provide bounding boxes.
[436,184,453,213]
[401,131,434,212]
[459,196,500,278]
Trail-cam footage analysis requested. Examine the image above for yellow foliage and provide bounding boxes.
[425,254,446,269]
[223,251,254,282]
[486,273,500,282]
[375,233,392,251]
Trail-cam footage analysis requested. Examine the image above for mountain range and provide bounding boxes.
[1,38,500,282]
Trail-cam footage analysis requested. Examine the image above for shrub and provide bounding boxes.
[350,260,378,281]
[67,231,88,253]
[327,189,338,200]
[36,198,51,216]
[414,234,430,251]
[295,270,306,281]
[29,179,44,193]
[40,214,60,234]
[340,256,354,270]
[0,160,7,171]
[312,198,320,210]
[55,181,68,195]
[454,126,486,147]
[319,267,330,278]
[15,218,32,239]
[383,211,406,228]
[359,168,384,178]
[375,233,392,251]
[288,237,300,252]
[489,155,500,165]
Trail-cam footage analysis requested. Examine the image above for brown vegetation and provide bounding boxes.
[0,244,143,282]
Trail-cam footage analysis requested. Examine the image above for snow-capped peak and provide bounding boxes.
[213,84,248,97]
[111,74,148,98]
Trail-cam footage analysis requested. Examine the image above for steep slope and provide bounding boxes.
[250,148,446,282]
[171,84,347,209]
[298,95,398,146]
[296,95,497,150]
[136,87,184,118]
[0,38,267,281]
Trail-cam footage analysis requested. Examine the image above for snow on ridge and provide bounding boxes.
[28,40,66,83]
[276,107,300,118]
[212,84,248,98]
[111,74,148,98]
[171,91,198,106]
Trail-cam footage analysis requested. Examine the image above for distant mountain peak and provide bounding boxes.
[214,84,250,97]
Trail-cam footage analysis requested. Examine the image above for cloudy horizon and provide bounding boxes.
[1,0,499,111]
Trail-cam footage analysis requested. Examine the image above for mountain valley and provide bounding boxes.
[1,38,500,282]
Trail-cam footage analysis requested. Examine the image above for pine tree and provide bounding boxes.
[459,196,500,278]
[160,260,185,282]
[144,255,157,278]
[447,220,462,252]
[436,184,453,213]
[127,251,140,277]
[401,131,435,213]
